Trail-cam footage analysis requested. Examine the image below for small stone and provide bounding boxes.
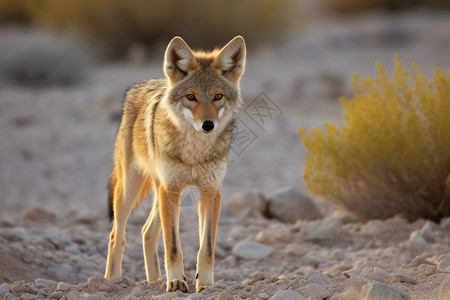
[110,275,135,286]
[2,227,27,241]
[98,283,113,292]
[302,283,331,299]
[27,285,40,295]
[306,270,331,286]
[224,189,267,219]
[217,292,235,300]
[419,220,437,242]
[364,282,410,300]
[35,278,58,288]
[267,186,322,223]
[20,293,38,299]
[285,243,308,257]
[232,241,274,260]
[50,291,64,299]
[439,277,450,300]
[270,290,305,300]
[408,257,435,268]
[390,274,418,285]
[408,231,427,254]
[244,274,265,285]
[0,283,10,293]
[438,254,450,273]
[87,275,108,292]
[57,282,71,292]
[330,290,360,300]
[258,292,270,299]
[303,217,343,241]
[123,296,140,300]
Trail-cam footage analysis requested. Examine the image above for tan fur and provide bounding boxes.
[105,36,246,293]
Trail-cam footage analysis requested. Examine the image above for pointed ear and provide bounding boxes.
[215,36,246,82]
[164,37,197,84]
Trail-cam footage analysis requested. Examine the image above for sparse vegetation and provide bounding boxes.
[298,56,450,222]
[0,33,90,87]
[0,0,299,58]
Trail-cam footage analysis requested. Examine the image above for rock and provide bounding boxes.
[407,256,435,268]
[20,293,38,299]
[439,277,450,300]
[258,292,270,299]
[35,278,58,288]
[302,283,331,300]
[110,275,135,286]
[218,292,235,300]
[270,289,306,300]
[98,283,113,292]
[50,291,64,299]
[267,186,322,223]
[232,241,274,260]
[0,283,10,293]
[285,243,308,257]
[419,220,437,242]
[2,227,27,241]
[306,270,331,286]
[408,230,428,254]
[390,274,418,285]
[46,230,71,250]
[438,254,450,273]
[66,291,84,300]
[224,189,267,219]
[330,290,361,300]
[244,274,265,285]
[362,220,385,236]
[303,217,343,241]
[87,275,108,292]
[364,282,410,300]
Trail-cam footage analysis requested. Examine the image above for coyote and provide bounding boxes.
[104,36,246,293]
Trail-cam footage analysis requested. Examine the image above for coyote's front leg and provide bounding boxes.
[196,188,221,292]
[159,184,188,292]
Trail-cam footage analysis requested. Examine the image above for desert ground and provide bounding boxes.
[0,11,449,300]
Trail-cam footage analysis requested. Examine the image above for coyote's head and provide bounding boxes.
[163,36,246,133]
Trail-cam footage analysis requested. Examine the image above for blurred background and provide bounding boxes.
[1,0,450,217]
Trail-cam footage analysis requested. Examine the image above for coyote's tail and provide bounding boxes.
[107,170,117,222]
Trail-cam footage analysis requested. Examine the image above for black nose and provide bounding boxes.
[202,120,215,132]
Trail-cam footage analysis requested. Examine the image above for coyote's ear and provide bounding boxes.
[164,37,197,84]
[215,36,246,82]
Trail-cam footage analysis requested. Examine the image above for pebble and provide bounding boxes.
[439,277,450,300]
[50,291,64,299]
[364,282,410,300]
[438,254,450,273]
[330,290,360,300]
[98,283,113,292]
[390,274,418,285]
[266,186,322,223]
[285,243,308,257]
[224,189,267,219]
[232,241,274,260]
[303,217,343,241]
[270,289,306,300]
[2,227,27,241]
[35,278,58,288]
[57,281,71,292]
[217,292,235,300]
[407,230,427,254]
[258,292,270,299]
[302,283,331,300]
[0,283,10,293]
[306,270,331,286]
[407,256,435,268]
[419,220,437,242]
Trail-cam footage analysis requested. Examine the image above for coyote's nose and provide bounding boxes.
[202,120,215,132]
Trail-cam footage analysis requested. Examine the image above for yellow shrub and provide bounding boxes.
[298,56,450,222]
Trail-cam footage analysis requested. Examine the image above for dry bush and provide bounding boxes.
[298,56,450,222]
[318,0,450,13]
[2,0,299,58]
[0,33,90,87]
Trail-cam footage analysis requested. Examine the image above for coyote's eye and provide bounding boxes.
[214,94,223,101]
[186,94,196,101]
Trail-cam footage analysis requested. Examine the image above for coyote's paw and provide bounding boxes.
[167,279,189,293]
[196,285,210,293]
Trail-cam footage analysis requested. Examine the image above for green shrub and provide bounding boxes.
[298,56,450,222]
[1,0,299,58]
